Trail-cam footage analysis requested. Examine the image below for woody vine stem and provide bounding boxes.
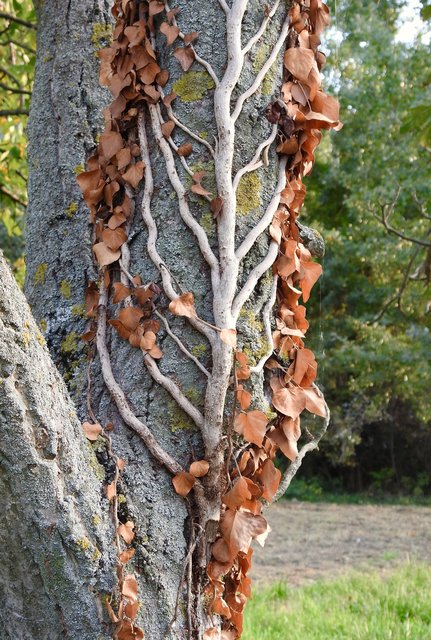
[78,0,339,638]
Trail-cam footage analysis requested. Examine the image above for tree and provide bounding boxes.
[1,1,336,638]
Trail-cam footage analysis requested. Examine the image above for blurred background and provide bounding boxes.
[0,1,430,637]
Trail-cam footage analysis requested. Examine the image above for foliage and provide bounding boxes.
[0,0,35,284]
[303,0,431,481]
[243,563,431,640]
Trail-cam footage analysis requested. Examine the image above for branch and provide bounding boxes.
[154,310,211,378]
[0,12,37,30]
[242,0,282,55]
[232,240,279,320]
[97,283,182,476]
[149,103,220,290]
[231,13,290,122]
[233,125,277,192]
[0,108,28,116]
[0,184,27,207]
[162,97,215,157]
[0,38,36,54]
[0,81,31,95]
[375,188,431,248]
[249,275,277,374]
[235,157,286,261]
[217,0,230,14]
[164,2,219,86]
[138,109,216,346]
[272,388,330,502]
[143,354,205,429]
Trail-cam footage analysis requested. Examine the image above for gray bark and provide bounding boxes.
[8,0,286,638]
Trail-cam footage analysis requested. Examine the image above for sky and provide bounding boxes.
[396,0,431,43]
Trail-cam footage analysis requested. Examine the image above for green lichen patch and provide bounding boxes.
[66,202,78,218]
[191,343,207,358]
[253,44,279,96]
[173,71,215,102]
[39,318,47,332]
[34,262,47,285]
[75,536,91,552]
[73,163,85,175]
[61,332,79,354]
[199,211,216,237]
[236,173,262,216]
[71,304,86,318]
[91,23,113,50]
[168,400,194,433]
[60,280,71,299]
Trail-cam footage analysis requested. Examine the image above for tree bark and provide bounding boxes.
[20,0,286,640]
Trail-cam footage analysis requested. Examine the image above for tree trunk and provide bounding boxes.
[1,0,335,637]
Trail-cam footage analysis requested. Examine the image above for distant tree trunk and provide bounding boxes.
[0,0,335,638]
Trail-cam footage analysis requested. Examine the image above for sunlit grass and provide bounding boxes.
[243,563,431,640]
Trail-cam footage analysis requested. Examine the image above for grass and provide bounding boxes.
[284,478,431,507]
[243,563,431,640]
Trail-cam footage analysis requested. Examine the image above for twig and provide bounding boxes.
[272,387,330,502]
[231,13,290,122]
[232,240,279,320]
[138,108,216,345]
[235,157,286,261]
[0,11,36,29]
[97,281,182,475]
[143,353,205,429]
[232,125,277,192]
[0,81,31,95]
[149,103,220,290]
[375,187,431,248]
[0,108,28,116]
[164,2,219,86]
[241,0,282,55]
[250,275,277,374]
[217,0,230,14]
[0,184,27,207]
[160,89,215,156]
[154,309,211,378]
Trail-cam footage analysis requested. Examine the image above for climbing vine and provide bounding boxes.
[77,0,340,638]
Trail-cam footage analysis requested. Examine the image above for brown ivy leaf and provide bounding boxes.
[291,347,317,386]
[140,331,163,359]
[105,600,119,623]
[174,46,195,71]
[163,91,177,107]
[118,521,135,544]
[203,629,220,640]
[234,410,268,447]
[220,509,268,555]
[118,306,144,331]
[148,0,165,16]
[172,471,196,496]
[117,621,144,640]
[99,131,124,161]
[272,385,306,420]
[119,547,135,564]
[177,142,193,157]
[298,260,322,302]
[135,285,154,306]
[189,460,209,478]
[222,477,252,510]
[85,281,99,318]
[211,537,234,563]
[116,147,131,170]
[258,459,281,501]
[191,171,211,196]
[160,22,180,45]
[167,8,180,22]
[270,425,298,461]
[169,292,198,318]
[235,350,251,380]
[303,386,327,417]
[276,137,299,155]
[113,282,131,304]
[184,31,199,45]
[81,330,96,343]
[210,196,224,218]
[143,84,161,103]
[124,600,139,622]
[102,227,128,252]
[82,421,102,441]
[220,328,237,347]
[161,120,175,138]
[117,458,126,471]
[138,62,161,84]
[122,573,139,601]
[122,160,145,189]
[106,482,116,501]
[109,319,131,340]
[284,47,316,84]
[156,69,170,87]
[93,242,121,267]
[237,385,252,410]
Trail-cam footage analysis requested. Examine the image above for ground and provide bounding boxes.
[252,501,431,586]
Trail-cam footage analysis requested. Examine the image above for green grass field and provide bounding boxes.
[243,563,431,640]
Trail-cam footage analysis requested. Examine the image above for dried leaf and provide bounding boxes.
[106,481,116,501]
[82,421,102,441]
[258,459,281,501]
[119,306,144,331]
[298,260,322,302]
[160,22,180,45]
[118,521,135,544]
[271,385,306,420]
[234,410,268,447]
[119,548,135,563]
[122,160,145,189]
[222,477,252,510]
[172,471,196,497]
[189,460,210,478]
[93,242,121,267]
[113,282,132,303]
[174,46,195,71]
[237,385,252,410]
[122,573,138,601]
[177,142,193,157]
[210,196,224,218]
[102,227,128,251]
[168,292,197,318]
[284,47,316,84]
[99,131,124,160]
[161,120,175,138]
[220,509,268,555]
